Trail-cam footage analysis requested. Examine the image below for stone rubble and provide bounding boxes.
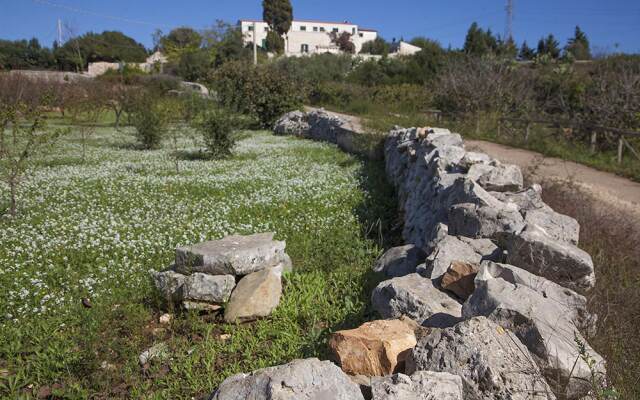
[207,113,607,399]
[152,233,290,322]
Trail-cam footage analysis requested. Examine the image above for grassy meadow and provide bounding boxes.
[0,125,397,399]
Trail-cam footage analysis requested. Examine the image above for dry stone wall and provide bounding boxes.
[206,111,608,399]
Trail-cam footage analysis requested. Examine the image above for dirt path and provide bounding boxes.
[466,140,640,220]
[306,107,640,219]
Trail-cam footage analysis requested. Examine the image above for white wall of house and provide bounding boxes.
[239,19,378,55]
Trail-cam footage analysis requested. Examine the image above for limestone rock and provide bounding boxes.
[371,274,461,328]
[371,372,463,400]
[273,110,309,136]
[471,261,595,333]
[440,261,479,300]
[524,208,580,245]
[407,317,556,400]
[329,319,417,377]
[424,131,463,149]
[504,225,595,291]
[459,151,492,170]
[138,342,169,366]
[423,235,500,280]
[210,358,364,400]
[151,270,186,301]
[181,273,235,304]
[175,233,288,276]
[448,202,525,239]
[468,162,524,192]
[463,262,603,398]
[373,245,426,278]
[224,267,282,323]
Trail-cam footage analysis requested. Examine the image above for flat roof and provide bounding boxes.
[239,18,377,31]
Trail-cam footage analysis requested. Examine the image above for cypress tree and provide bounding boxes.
[262,0,293,53]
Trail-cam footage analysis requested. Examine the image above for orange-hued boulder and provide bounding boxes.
[441,261,480,300]
[329,319,417,377]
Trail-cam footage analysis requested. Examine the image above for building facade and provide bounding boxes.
[239,19,377,56]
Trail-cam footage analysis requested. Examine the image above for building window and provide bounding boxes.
[359,33,364,38]
[313,26,318,32]
[248,25,254,31]
[264,27,269,32]
[300,26,306,31]
[261,39,267,48]
[320,27,326,32]
[332,28,339,33]
[301,44,309,53]
[352,28,356,34]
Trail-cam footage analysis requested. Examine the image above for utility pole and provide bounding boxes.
[505,0,514,42]
[253,22,258,65]
[57,18,63,45]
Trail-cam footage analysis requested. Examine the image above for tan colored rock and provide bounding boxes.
[224,267,282,323]
[441,261,479,300]
[329,319,417,377]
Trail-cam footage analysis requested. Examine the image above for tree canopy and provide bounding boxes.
[537,34,561,59]
[565,26,591,60]
[361,37,391,55]
[55,31,148,71]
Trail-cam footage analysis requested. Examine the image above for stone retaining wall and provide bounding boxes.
[209,111,608,399]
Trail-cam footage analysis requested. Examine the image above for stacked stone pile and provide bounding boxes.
[207,113,606,399]
[152,233,291,323]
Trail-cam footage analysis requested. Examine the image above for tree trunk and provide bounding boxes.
[9,176,17,217]
[114,108,123,129]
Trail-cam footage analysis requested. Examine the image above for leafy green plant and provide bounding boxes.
[129,92,168,150]
[197,110,238,159]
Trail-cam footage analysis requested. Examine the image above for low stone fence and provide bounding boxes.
[206,110,607,399]
[274,109,385,160]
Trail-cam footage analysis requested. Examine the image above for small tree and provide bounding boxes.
[263,0,293,54]
[66,82,105,163]
[0,75,68,217]
[565,26,591,60]
[331,32,356,54]
[537,34,561,59]
[130,92,168,150]
[519,41,536,60]
[197,110,237,159]
[361,37,391,55]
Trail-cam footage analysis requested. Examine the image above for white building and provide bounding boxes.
[239,19,378,56]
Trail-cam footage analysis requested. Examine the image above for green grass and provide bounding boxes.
[0,126,397,399]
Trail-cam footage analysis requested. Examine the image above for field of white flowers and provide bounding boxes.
[0,126,394,398]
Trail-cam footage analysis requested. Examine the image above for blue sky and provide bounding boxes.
[1,0,639,54]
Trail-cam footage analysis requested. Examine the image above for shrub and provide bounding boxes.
[197,110,237,158]
[130,93,167,149]
[211,61,305,128]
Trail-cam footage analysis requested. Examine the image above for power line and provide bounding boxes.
[32,0,172,29]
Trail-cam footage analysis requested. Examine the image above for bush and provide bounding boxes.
[130,93,167,149]
[197,110,237,158]
[211,61,305,128]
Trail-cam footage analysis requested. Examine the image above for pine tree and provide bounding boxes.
[262,0,293,53]
[519,40,535,60]
[537,34,560,59]
[464,22,489,56]
[565,26,591,60]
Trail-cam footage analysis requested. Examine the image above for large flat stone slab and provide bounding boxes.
[175,233,288,276]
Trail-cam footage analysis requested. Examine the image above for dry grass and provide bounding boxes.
[538,180,640,399]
